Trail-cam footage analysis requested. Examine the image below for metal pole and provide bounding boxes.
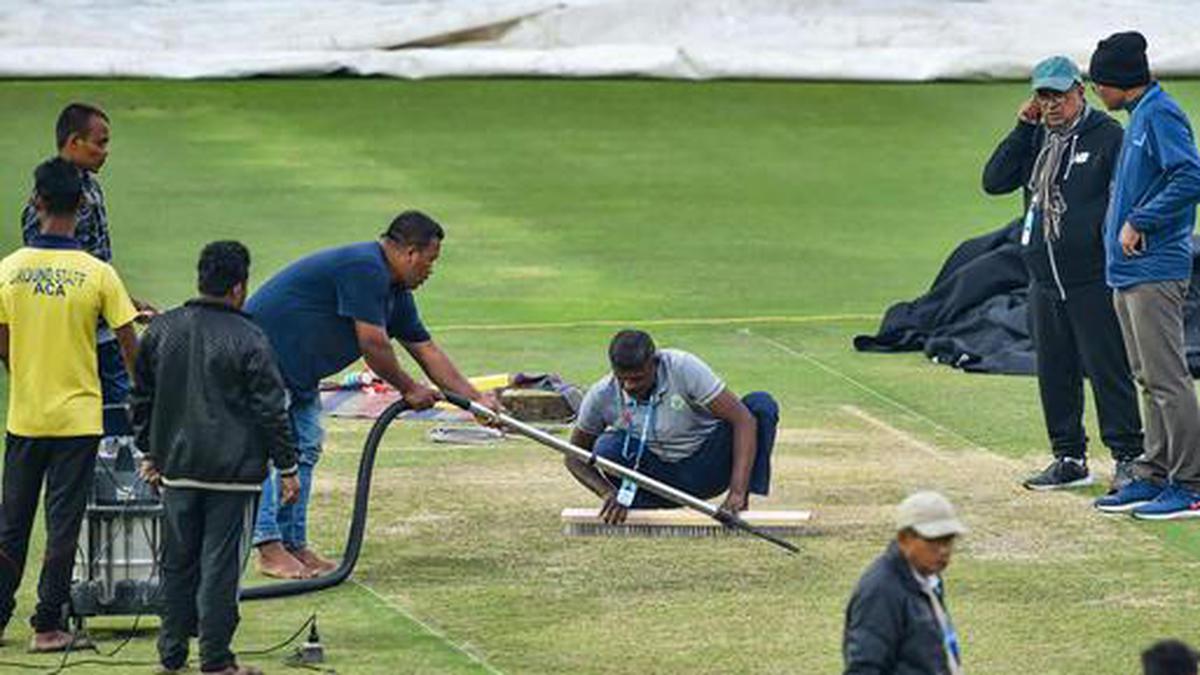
[441,392,798,554]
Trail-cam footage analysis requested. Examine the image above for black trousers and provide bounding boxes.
[0,434,98,632]
[1029,281,1143,460]
[158,487,256,672]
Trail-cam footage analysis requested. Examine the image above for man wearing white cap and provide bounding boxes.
[843,491,967,675]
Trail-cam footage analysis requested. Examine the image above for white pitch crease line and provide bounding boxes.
[841,404,953,464]
[750,331,1021,469]
[351,578,505,675]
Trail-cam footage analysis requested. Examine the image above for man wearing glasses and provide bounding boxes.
[247,210,499,578]
[983,56,1142,493]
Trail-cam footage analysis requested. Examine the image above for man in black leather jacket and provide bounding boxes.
[132,241,299,675]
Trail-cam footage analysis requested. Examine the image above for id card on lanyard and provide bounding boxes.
[615,394,657,507]
[1022,196,1039,247]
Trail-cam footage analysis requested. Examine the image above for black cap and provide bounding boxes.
[1089,31,1151,89]
[33,157,83,215]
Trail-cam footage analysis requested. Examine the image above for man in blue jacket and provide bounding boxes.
[1089,32,1200,519]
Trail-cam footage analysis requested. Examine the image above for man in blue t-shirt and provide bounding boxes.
[248,210,498,578]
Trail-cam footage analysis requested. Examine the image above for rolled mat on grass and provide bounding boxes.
[854,221,1200,376]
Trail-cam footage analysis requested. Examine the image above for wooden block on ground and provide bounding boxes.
[561,507,813,538]
[501,388,574,422]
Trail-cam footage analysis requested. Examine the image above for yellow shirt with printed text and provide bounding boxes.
[0,242,138,437]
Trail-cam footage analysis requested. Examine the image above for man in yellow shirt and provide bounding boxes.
[0,157,138,652]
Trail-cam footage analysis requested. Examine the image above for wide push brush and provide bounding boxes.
[441,391,800,554]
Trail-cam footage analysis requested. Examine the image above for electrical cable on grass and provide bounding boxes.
[238,613,317,656]
[4,444,307,667]
[0,456,163,675]
[0,657,160,672]
[2,395,395,672]
[0,613,320,673]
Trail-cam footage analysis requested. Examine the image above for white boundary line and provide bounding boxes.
[351,578,506,675]
[432,313,876,332]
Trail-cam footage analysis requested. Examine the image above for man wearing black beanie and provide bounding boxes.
[1090,31,1151,90]
[1090,31,1200,520]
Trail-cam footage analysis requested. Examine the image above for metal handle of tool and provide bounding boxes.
[443,391,798,554]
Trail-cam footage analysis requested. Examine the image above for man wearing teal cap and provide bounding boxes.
[983,55,1142,493]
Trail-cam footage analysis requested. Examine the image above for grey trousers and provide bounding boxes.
[1113,280,1200,490]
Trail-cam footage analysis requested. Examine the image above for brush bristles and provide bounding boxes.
[563,523,809,538]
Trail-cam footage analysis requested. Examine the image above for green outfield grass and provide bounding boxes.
[0,78,1198,674]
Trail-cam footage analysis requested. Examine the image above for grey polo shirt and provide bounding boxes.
[575,349,726,462]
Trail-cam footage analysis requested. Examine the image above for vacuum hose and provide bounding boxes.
[241,400,411,600]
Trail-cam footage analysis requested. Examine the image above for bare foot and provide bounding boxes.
[29,630,86,653]
[256,541,313,579]
[291,546,338,575]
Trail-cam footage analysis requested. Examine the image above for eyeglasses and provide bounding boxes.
[1035,90,1071,105]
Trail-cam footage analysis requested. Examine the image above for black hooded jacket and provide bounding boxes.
[982,108,1124,293]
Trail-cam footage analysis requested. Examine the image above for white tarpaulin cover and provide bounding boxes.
[2,0,1199,80]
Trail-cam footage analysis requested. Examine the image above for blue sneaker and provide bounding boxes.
[1131,484,1200,521]
[1094,479,1162,513]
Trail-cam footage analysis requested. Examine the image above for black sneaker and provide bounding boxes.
[1023,458,1095,491]
[1110,460,1137,494]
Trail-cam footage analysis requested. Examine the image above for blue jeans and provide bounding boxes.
[99,339,132,436]
[253,395,323,548]
[592,392,778,508]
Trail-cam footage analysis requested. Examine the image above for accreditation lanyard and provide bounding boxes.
[923,578,963,675]
[621,398,658,467]
[615,394,658,507]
